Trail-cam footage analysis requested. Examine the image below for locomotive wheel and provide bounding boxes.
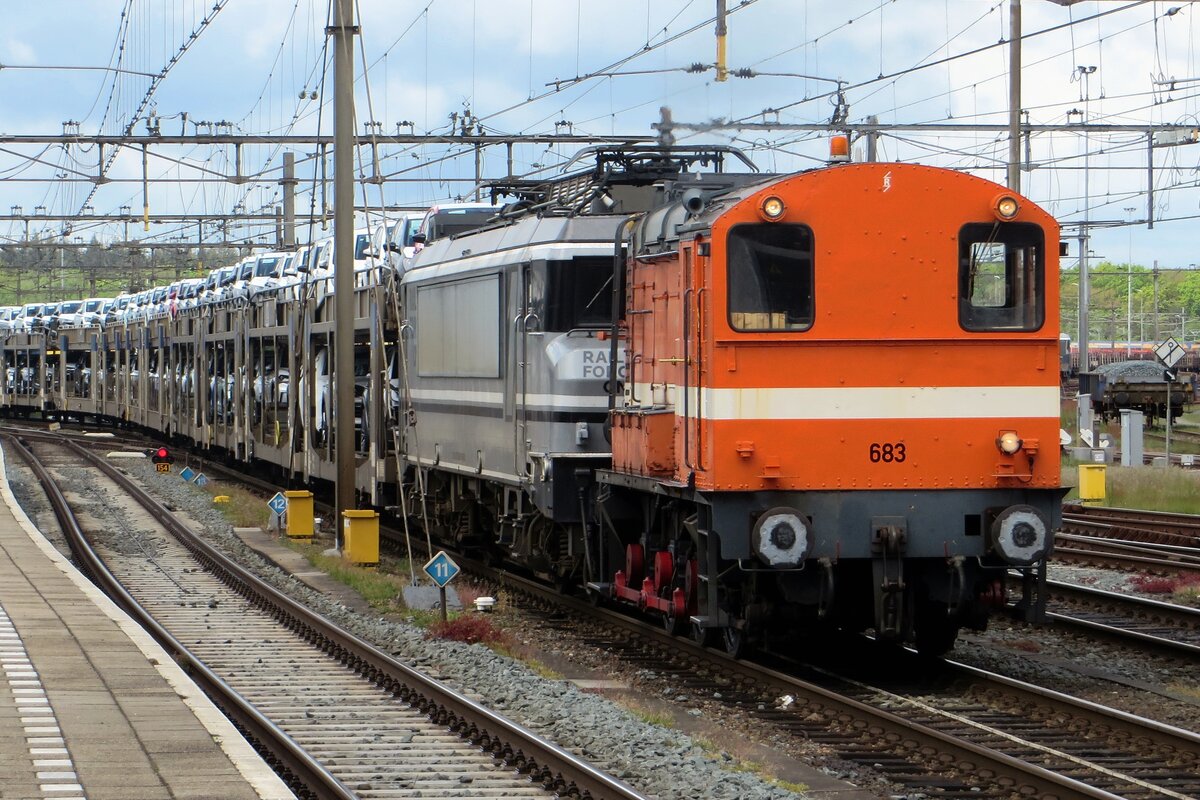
[691,622,716,648]
[663,600,685,636]
[722,626,747,659]
[625,544,645,584]
[662,585,691,633]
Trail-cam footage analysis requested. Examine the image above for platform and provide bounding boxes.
[0,446,294,800]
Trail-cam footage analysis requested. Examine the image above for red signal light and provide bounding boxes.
[151,447,172,464]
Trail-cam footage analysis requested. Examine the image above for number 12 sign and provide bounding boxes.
[423,551,460,588]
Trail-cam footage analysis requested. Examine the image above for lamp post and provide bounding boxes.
[1060,276,1078,360]
[1070,67,1097,373]
[1153,261,1160,341]
[1124,206,1136,354]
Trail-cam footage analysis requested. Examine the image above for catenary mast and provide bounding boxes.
[333,0,357,519]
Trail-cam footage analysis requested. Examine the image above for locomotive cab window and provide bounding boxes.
[958,222,1044,331]
[540,256,615,331]
[726,223,814,331]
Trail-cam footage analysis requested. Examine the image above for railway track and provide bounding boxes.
[1145,427,1200,446]
[1062,503,1200,546]
[5,432,643,800]
[1057,503,1200,574]
[10,422,1200,798]
[409,543,1200,800]
[1047,505,1200,654]
[1029,576,1200,660]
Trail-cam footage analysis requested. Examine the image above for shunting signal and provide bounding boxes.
[149,447,174,472]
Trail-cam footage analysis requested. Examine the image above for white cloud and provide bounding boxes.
[1,38,38,64]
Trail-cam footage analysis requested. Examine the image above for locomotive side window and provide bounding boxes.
[415,274,502,377]
[958,222,1044,331]
[726,223,814,332]
[541,256,615,331]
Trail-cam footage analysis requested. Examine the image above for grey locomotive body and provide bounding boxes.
[397,214,625,576]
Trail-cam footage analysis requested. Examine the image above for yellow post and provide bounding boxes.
[1077,464,1106,505]
[342,509,379,567]
[284,490,315,539]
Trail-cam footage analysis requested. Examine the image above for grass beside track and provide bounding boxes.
[1061,461,1200,513]
[1061,402,1200,512]
[293,543,413,613]
[202,480,273,528]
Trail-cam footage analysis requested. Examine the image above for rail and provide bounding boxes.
[7,430,644,800]
[4,433,355,800]
[1032,576,1200,660]
[415,544,1181,799]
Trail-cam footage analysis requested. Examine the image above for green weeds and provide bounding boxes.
[1062,463,1200,514]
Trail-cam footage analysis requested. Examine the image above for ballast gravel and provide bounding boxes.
[947,563,1200,733]
[12,450,809,800]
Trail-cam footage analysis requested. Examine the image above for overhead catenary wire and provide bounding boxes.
[2,0,1198,267]
[71,1,233,220]
[729,0,1152,126]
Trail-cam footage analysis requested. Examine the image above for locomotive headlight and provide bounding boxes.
[993,194,1020,220]
[990,505,1049,565]
[760,196,786,221]
[753,507,810,567]
[996,431,1023,455]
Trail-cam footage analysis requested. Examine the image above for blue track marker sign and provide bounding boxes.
[423,551,460,588]
[179,466,195,482]
[423,551,461,623]
[267,492,288,516]
[194,473,208,488]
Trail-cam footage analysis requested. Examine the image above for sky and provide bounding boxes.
[2,0,1200,270]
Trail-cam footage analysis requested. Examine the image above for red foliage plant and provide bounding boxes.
[427,613,507,646]
[1129,574,1200,594]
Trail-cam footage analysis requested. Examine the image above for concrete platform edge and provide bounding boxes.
[0,442,295,800]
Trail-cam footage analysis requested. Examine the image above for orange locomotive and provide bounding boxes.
[597,158,1063,655]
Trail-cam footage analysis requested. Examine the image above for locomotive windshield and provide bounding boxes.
[958,222,1044,332]
[726,223,814,332]
[540,256,613,331]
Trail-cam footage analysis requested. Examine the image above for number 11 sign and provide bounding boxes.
[423,551,460,623]
[423,551,460,587]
